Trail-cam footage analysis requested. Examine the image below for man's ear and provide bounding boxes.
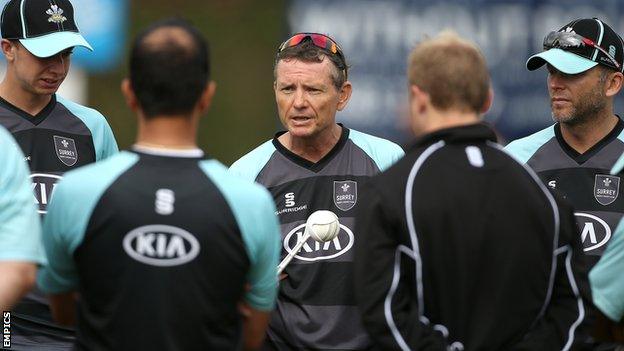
[120,78,139,113]
[480,88,494,114]
[606,71,623,98]
[197,81,217,114]
[409,84,430,115]
[1,39,17,62]
[336,81,352,111]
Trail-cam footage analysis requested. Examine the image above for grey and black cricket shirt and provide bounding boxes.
[0,94,118,214]
[230,126,404,350]
[38,147,281,350]
[0,94,118,347]
[505,119,624,266]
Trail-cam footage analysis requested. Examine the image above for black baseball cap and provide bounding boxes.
[1,0,92,58]
[527,18,624,74]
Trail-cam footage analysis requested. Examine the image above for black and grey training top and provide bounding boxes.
[505,118,624,267]
[355,123,591,351]
[0,94,118,214]
[230,126,404,350]
[0,94,118,340]
[38,147,280,350]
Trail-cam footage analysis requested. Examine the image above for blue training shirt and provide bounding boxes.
[0,126,43,263]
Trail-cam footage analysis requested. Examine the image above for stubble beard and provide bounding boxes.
[551,89,607,127]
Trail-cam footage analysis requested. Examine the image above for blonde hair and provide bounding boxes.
[408,30,490,112]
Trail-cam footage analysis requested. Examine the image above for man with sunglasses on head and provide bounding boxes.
[230,33,404,350]
[0,0,118,349]
[506,18,624,344]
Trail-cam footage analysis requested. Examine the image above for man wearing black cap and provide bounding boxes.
[506,18,624,267]
[0,0,118,349]
[505,18,624,345]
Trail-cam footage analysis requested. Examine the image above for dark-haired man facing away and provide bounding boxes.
[230,33,404,350]
[37,19,281,350]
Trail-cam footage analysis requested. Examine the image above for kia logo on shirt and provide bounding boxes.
[283,223,354,261]
[575,212,612,252]
[123,225,200,266]
[29,173,62,214]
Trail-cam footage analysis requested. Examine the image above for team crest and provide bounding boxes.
[334,180,357,211]
[46,5,67,23]
[53,136,78,166]
[594,174,620,205]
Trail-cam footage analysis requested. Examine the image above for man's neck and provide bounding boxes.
[136,114,199,149]
[415,109,481,137]
[278,124,342,163]
[0,80,52,116]
[559,112,619,154]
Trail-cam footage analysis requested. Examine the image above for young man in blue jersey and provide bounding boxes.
[230,33,404,350]
[505,18,624,345]
[0,0,117,348]
[0,126,43,311]
[38,18,280,350]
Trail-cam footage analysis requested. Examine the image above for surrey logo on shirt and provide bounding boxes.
[334,180,357,211]
[53,136,78,166]
[594,174,620,205]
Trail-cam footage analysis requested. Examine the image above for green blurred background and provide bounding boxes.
[89,0,286,165]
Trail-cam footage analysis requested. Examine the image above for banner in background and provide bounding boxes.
[287,0,624,143]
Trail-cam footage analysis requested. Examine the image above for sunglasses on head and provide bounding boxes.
[278,33,347,76]
[543,31,621,70]
[279,33,343,56]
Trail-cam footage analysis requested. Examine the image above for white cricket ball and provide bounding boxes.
[306,210,340,242]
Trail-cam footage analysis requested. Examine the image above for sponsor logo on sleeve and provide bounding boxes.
[53,136,78,166]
